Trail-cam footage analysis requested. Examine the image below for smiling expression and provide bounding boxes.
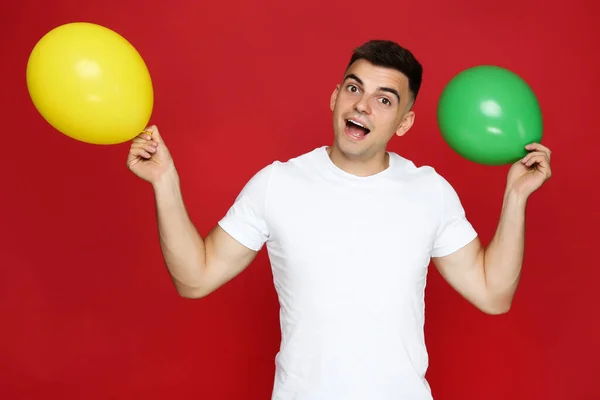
[329,59,416,160]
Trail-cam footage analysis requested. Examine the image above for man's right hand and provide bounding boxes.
[125,124,259,299]
[127,125,175,185]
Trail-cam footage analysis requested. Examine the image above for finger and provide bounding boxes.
[132,136,159,149]
[130,141,158,154]
[133,131,160,148]
[130,143,154,155]
[524,154,549,168]
[134,132,153,142]
[525,142,551,159]
[143,125,163,143]
[129,147,153,159]
[521,151,549,165]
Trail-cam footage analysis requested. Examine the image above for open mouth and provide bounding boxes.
[345,119,371,140]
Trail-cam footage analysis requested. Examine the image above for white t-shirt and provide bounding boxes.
[218,146,478,400]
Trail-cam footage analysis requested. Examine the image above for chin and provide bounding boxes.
[333,133,367,158]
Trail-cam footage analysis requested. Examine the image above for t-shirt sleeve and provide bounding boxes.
[431,174,478,258]
[217,163,274,252]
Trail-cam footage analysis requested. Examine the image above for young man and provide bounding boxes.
[126,40,552,399]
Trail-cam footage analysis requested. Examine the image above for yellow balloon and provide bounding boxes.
[26,22,154,145]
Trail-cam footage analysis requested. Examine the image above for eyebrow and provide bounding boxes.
[343,73,401,102]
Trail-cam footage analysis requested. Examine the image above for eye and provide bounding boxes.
[378,97,392,106]
[346,84,359,93]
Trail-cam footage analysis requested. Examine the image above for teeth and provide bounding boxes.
[349,119,365,128]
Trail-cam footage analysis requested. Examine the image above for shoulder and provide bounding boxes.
[263,146,327,178]
[387,151,449,191]
[278,146,326,168]
[243,147,325,188]
[388,152,467,214]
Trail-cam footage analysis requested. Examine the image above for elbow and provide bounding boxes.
[168,267,214,299]
[478,302,511,315]
[478,298,512,315]
[481,304,511,315]
[173,282,212,299]
[178,290,207,299]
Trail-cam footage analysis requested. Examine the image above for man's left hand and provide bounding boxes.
[505,142,552,198]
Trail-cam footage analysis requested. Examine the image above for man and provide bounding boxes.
[126,40,552,399]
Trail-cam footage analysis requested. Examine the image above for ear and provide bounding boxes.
[330,85,340,112]
[395,111,415,137]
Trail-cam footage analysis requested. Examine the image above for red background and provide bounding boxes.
[1,0,598,399]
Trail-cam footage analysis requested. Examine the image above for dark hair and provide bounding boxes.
[346,40,423,103]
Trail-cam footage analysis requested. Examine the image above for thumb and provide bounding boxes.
[143,125,164,144]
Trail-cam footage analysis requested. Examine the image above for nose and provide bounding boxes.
[354,94,371,114]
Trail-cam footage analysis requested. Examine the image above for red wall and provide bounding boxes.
[1,0,598,399]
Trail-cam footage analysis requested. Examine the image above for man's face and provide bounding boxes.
[330,59,415,160]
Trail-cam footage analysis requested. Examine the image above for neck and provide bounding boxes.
[326,145,389,177]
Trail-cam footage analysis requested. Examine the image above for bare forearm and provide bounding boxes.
[483,189,528,308]
[153,170,206,295]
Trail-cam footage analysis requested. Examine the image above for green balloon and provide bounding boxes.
[437,65,543,166]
